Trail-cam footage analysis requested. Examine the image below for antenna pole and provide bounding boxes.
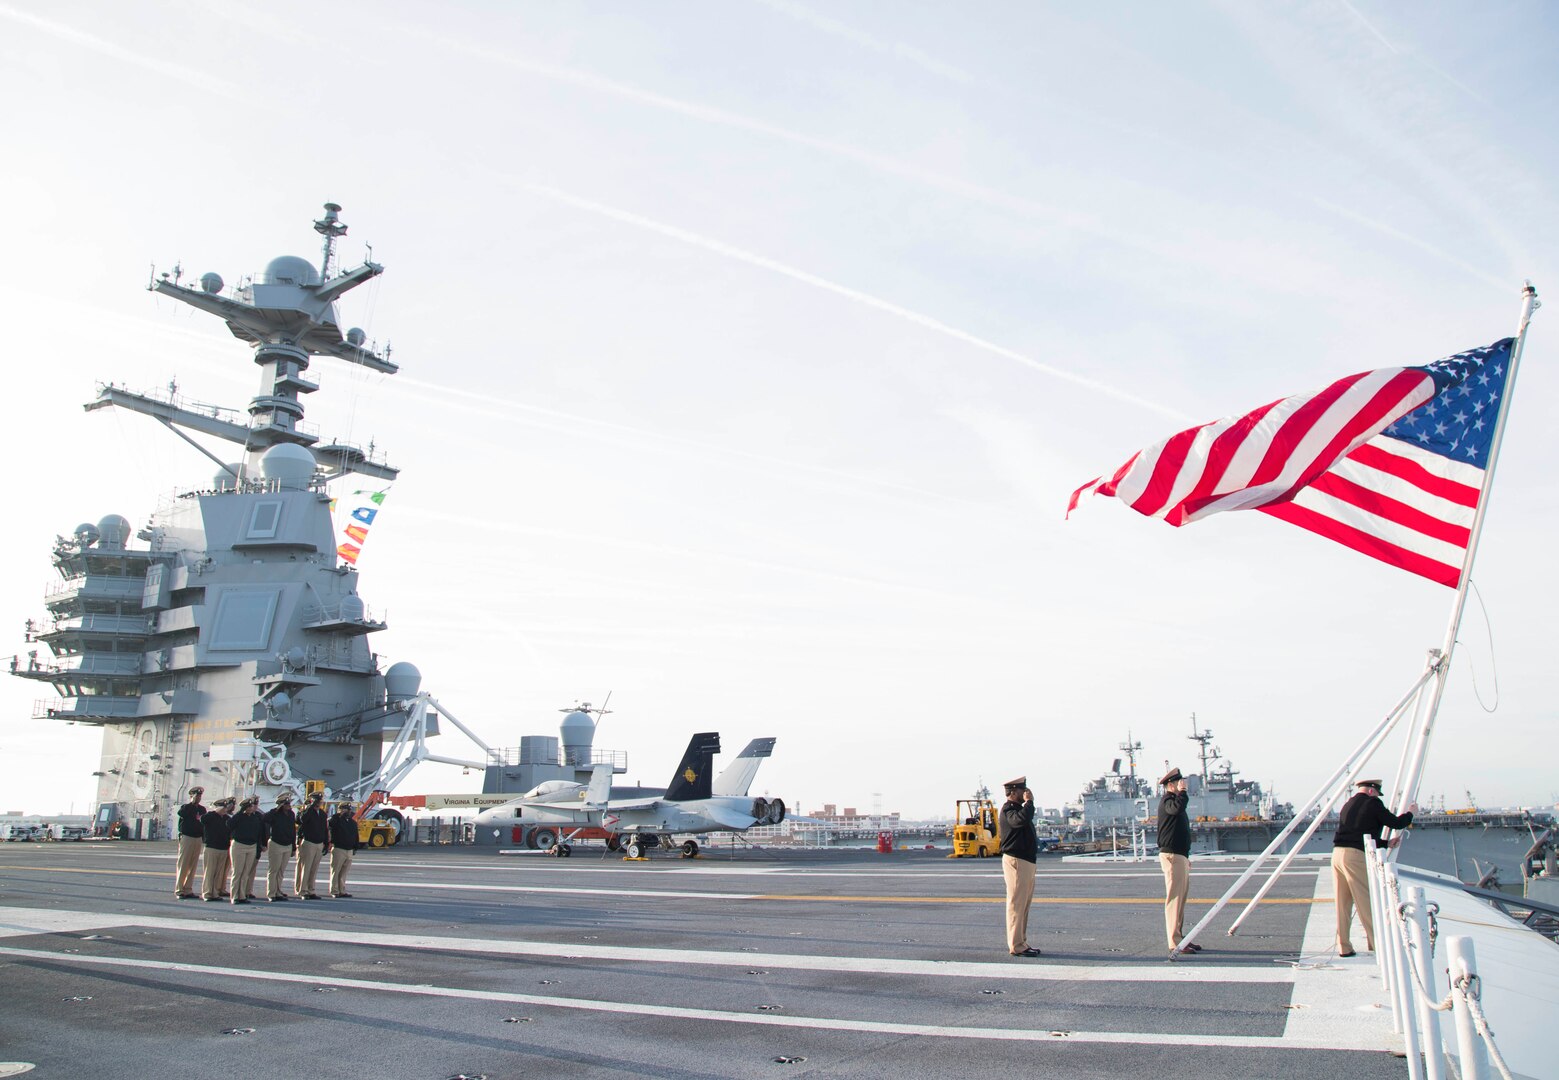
[314,202,347,279]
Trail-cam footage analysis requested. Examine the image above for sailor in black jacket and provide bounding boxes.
[1157,767,1197,954]
[327,802,362,898]
[227,797,265,904]
[262,792,298,902]
[200,798,234,901]
[174,786,205,899]
[295,792,330,900]
[1331,778,1415,956]
[997,777,1040,957]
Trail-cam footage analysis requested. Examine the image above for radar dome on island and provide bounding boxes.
[263,255,320,286]
[385,662,422,702]
[213,463,246,491]
[260,444,316,490]
[96,514,131,549]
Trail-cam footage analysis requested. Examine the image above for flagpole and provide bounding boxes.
[1391,284,1540,823]
[1172,660,1437,954]
[1220,685,1426,938]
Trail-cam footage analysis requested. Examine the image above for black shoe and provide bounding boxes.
[202,897,220,902]
[177,894,197,900]
[219,893,231,899]
[303,893,321,900]
[1339,950,1357,958]
[1012,947,1041,957]
[1183,943,1203,953]
[231,899,249,905]
[331,892,352,898]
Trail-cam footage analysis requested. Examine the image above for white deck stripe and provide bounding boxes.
[1276,861,1397,1051]
[15,851,1321,879]
[0,945,1371,1050]
[0,904,1293,984]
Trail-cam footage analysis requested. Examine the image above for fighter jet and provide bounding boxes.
[473,733,785,858]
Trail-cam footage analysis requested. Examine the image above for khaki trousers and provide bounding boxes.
[1332,846,1374,952]
[1002,854,1036,954]
[174,835,203,895]
[228,843,258,901]
[329,848,354,896]
[1159,852,1190,948]
[201,847,230,900]
[295,839,324,896]
[266,843,294,899]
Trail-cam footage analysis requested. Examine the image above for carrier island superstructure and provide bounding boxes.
[10,204,622,839]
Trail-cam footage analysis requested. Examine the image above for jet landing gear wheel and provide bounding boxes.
[680,840,699,858]
[530,828,558,852]
[555,843,572,857]
[624,840,644,859]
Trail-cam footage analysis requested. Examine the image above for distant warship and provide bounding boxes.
[16,205,443,838]
[1071,720,1287,839]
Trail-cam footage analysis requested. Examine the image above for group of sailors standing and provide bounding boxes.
[997,770,1415,960]
[173,786,363,903]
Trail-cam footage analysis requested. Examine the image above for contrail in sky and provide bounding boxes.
[386,372,985,509]
[752,0,978,84]
[514,181,1191,422]
[0,3,240,100]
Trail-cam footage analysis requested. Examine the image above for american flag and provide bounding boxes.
[1067,338,1515,588]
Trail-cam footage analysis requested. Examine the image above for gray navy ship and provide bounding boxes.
[12,204,455,840]
[1074,720,1286,836]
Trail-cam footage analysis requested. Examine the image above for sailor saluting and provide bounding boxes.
[174,786,205,900]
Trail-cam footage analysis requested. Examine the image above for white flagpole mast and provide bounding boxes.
[1172,661,1434,954]
[1392,284,1540,823]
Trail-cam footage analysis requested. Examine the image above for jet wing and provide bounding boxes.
[604,797,663,812]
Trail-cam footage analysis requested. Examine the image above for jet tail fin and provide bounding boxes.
[583,763,613,807]
[664,732,721,802]
[711,737,776,797]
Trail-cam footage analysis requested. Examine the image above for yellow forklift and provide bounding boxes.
[305,781,399,848]
[948,793,1001,858]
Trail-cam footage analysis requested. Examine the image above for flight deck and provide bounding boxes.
[0,844,1408,1079]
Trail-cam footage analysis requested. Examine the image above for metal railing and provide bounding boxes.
[1367,840,1519,1080]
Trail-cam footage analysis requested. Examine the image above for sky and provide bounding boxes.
[1,1,1556,821]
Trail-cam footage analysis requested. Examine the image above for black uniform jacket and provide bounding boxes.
[264,806,298,847]
[998,798,1037,863]
[201,812,231,849]
[328,813,362,851]
[1157,790,1191,857]
[229,811,265,847]
[1333,793,1414,850]
[177,801,205,838]
[298,807,330,845]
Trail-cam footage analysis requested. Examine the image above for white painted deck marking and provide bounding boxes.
[0,904,1290,983]
[0,945,1378,1050]
[1276,862,1397,1052]
[13,850,1319,880]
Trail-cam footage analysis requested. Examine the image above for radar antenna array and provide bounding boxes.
[314,201,348,279]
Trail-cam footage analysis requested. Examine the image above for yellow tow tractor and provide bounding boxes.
[305,781,399,848]
[948,794,1001,858]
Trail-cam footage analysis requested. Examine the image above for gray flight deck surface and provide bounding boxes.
[0,845,1405,1079]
